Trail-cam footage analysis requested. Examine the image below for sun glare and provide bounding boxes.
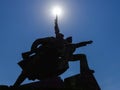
[52,6,62,17]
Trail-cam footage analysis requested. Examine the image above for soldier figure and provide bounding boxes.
[12,16,93,87]
[54,15,94,74]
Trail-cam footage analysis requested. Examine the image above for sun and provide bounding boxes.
[52,6,62,17]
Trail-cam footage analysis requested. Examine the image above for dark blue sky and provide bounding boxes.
[0,0,120,90]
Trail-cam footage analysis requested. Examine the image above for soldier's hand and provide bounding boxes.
[87,40,93,44]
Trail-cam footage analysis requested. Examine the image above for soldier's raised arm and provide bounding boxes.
[54,15,60,37]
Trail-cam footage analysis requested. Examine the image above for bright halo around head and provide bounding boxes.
[52,6,62,17]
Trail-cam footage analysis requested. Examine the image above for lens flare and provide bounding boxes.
[52,6,62,17]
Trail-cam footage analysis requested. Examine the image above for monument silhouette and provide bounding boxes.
[0,16,101,90]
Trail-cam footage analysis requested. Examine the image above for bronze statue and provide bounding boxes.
[12,16,94,88]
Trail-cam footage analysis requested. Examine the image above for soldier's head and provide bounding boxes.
[56,33,64,39]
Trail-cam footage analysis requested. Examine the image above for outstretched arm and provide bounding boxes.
[74,40,93,48]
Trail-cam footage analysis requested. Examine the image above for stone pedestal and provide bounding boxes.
[64,73,101,90]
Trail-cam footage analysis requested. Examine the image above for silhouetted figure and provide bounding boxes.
[12,16,94,88]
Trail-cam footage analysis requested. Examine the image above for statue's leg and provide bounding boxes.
[13,71,26,87]
[70,54,94,74]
